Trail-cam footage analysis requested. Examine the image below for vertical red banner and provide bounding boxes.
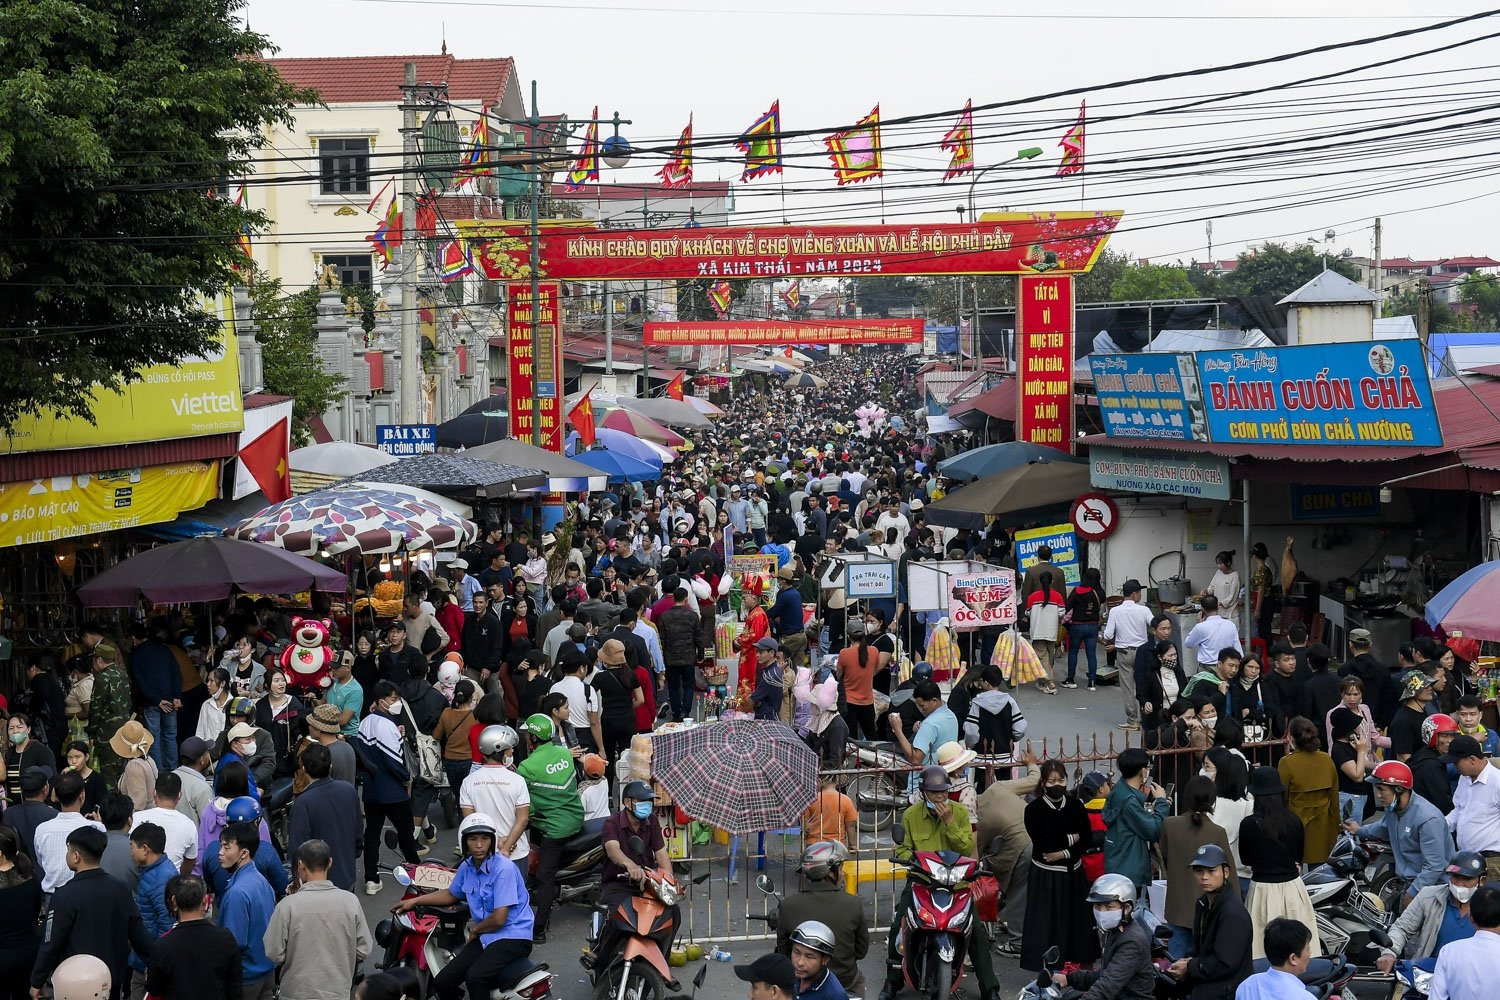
[506,281,564,453]
[1015,275,1076,454]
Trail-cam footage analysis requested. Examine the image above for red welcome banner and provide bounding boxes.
[1015,274,1075,454]
[460,212,1121,282]
[507,282,564,452]
[644,319,923,346]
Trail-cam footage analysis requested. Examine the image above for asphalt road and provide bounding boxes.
[353,681,1133,1000]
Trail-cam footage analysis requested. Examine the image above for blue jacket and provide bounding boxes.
[288,777,362,890]
[352,725,412,805]
[132,854,177,971]
[1102,779,1169,887]
[205,836,289,900]
[217,861,277,983]
[1355,792,1451,895]
[769,586,804,638]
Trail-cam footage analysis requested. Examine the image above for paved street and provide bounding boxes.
[353,683,1131,999]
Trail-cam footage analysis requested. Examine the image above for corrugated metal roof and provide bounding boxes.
[1277,270,1380,306]
[0,433,239,482]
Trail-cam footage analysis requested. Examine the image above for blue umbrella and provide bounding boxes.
[576,448,660,483]
[936,441,1083,482]
[596,427,668,470]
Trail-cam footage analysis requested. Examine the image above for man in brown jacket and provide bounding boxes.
[974,756,1040,957]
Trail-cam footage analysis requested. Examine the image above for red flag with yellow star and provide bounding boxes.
[665,373,684,400]
[569,393,597,447]
[238,419,291,503]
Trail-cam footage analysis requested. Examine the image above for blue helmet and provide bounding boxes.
[226,795,262,824]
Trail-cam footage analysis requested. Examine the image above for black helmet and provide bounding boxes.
[622,780,655,801]
[919,764,952,793]
[1446,850,1486,879]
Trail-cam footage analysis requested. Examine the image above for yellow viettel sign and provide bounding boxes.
[0,460,221,548]
[0,295,244,453]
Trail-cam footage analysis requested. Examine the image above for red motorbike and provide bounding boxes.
[373,860,554,1000]
[891,838,984,1000]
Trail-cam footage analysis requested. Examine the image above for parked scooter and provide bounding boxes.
[372,860,554,1000]
[1302,841,1393,967]
[844,740,908,831]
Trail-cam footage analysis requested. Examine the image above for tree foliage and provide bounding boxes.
[1110,263,1199,301]
[1074,249,1128,302]
[1383,286,1471,333]
[0,0,315,430]
[249,280,345,445]
[1458,273,1500,328]
[1221,243,1361,299]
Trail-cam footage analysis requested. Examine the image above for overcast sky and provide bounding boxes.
[246,0,1500,266]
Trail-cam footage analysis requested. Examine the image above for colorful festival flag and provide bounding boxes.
[438,240,474,283]
[659,115,693,188]
[941,100,975,180]
[779,280,802,312]
[566,106,601,191]
[824,105,883,186]
[707,279,733,318]
[569,393,597,447]
[233,184,253,266]
[736,101,783,182]
[664,372,685,400]
[365,177,394,214]
[459,110,491,183]
[368,196,402,269]
[1057,101,1086,177]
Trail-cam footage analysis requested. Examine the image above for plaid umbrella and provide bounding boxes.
[650,720,819,834]
[228,487,478,555]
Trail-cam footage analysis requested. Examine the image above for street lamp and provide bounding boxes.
[963,147,1041,369]
[966,146,1043,220]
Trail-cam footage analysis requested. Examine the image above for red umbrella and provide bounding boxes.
[597,407,686,447]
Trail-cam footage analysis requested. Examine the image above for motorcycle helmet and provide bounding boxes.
[48,954,112,1000]
[1422,713,1460,749]
[226,795,263,824]
[1446,851,1486,879]
[520,713,554,742]
[911,661,934,681]
[1367,759,1414,791]
[789,920,836,956]
[798,840,850,881]
[374,916,394,948]
[919,764,952,793]
[459,812,498,840]
[477,725,518,759]
[622,780,655,801]
[226,697,256,719]
[1086,873,1137,906]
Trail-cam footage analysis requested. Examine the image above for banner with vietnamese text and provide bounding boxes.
[507,282,564,453]
[644,319,922,346]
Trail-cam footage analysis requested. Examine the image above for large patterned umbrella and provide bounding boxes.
[1425,560,1500,641]
[77,537,347,607]
[597,407,686,447]
[228,487,478,556]
[650,720,820,834]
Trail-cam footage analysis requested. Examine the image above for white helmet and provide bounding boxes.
[459,812,498,840]
[790,920,836,956]
[1086,873,1138,907]
[50,954,112,1000]
[478,725,518,759]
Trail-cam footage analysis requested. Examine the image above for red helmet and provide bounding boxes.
[1422,713,1460,749]
[1368,760,1414,791]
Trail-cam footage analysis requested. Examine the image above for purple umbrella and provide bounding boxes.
[77,536,347,608]
[1425,560,1500,641]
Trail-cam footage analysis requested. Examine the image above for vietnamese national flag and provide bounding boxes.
[569,394,597,447]
[239,418,291,503]
[665,372,684,401]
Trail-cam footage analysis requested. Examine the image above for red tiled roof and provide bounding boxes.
[265,54,515,104]
[1436,256,1500,268]
[1379,257,1436,269]
[553,181,732,202]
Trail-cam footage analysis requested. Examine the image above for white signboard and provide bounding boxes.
[845,560,897,599]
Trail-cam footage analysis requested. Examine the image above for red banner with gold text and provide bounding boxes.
[460,213,1120,282]
[507,282,564,452]
[1015,275,1075,454]
[644,319,922,346]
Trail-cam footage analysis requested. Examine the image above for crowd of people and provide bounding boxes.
[1,350,1498,1000]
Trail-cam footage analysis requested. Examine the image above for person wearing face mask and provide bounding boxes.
[353,681,422,895]
[3,712,56,805]
[1373,850,1483,977]
[1050,875,1156,1000]
[1018,760,1098,976]
[215,701,275,793]
[1102,747,1170,894]
[1343,760,1450,908]
[586,781,679,973]
[1160,776,1238,961]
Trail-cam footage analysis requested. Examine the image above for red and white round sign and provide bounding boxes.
[1070,492,1120,541]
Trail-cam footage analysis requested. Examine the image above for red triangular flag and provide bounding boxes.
[665,373,684,401]
[239,419,291,503]
[569,394,597,447]
[783,347,794,358]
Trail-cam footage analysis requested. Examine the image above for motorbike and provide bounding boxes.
[888,823,988,1000]
[541,816,607,908]
[587,836,686,1000]
[844,739,909,832]
[1327,832,1404,913]
[1392,959,1435,1000]
[1248,954,1361,1000]
[372,860,554,1000]
[1302,840,1393,968]
[751,873,782,931]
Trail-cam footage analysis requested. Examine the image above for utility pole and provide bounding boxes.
[1371,217,1384,312]
[1417,277,1431,346]
[1206,220,1213,266]
[399,63,421,423]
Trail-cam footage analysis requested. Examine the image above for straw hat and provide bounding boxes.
[109,719,154,759]
[934,741,977,773]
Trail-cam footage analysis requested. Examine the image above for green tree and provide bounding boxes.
[1110,263,1199,301]
[1383,285,1471,333]
[846,276,925,317]
[250,280,345,444]
[1221,243,1361,299]
[917,275,1015,324]
[1458,272,1500,327]
[0,0,313,431]
[1074,248,1128,302]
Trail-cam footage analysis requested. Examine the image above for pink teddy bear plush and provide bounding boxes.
[279,617,336,694]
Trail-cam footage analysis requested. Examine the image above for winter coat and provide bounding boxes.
[1185,887,1253,1000]
[1065,918,1156,1000]
[658,604,703,667]
[1102,780,1168,888]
